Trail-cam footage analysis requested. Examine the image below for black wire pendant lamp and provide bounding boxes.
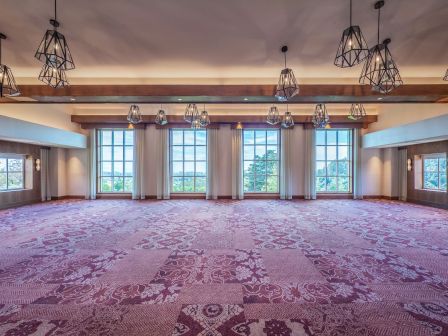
[334,0,369,68]
[38,63,69,88]
[266,105,281,125]
[127,104,142,124]
[0,33,20,98]
[281,105,294,128]
[155,105,168,126]
[443,69,448,81]
[275,46,299,101]
[348,103,366,120]
[35,0,75,71]
[312,104,330,128]
[199,104,210,127]
[359,1,403,94]
[184,103,199,123]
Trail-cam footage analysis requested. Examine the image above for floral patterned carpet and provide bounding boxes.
[0,199,447,335]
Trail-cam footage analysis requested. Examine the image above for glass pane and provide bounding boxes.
[266,131,278,144]
[244,130,254,145]
[184,162,195,176]
[124,177,133,192]
[114,130,124,145]
[255,130,266,145]
[267,161,278,175]
[114,162,124,176]
[101,162,112,176]
[8,159,22,172]
[255,145,266,159]
[184,146,194,161]
[338,161,349,176]
[101,177,112,192]
[316,161,326,176]
[326,177,337,191]
[255,175,266,192]
[267,175,278,192]
[172,146,183,161]
[338,146,349,160]
[125,146,133,161]
[183,177,194,192]
[316,131,326,146]
[316,146,326,160]
[244,146,254,161]
[196,162,206,176]
[440,173,447,190]
[184,131,195,145]
[195,177,206,192]
[113,177,124,192]
[424,159,438,172]
[113,146,124,161]
[256,161,266,175]
[7,172,23,189]
[316,177,326,191]
[172,162,183,176]
[424,172,438,189]
[172,177,183,192]
[327,161,337,176]
[0,173,6,190]
[124,130,134,145]
[266,146,278,160]
[196,146,206,161]
[338,130,349,145]
[338,177,350,192]
[125,162,133,176]
[101,130,112,145]
[439,158,446,172]
[101,146,112,161]
[0,159,6,173]
[244,174,254,192]
[327,131,337,145]
[196,131,207,145]
[327,146,337,160]
[244,161,254,175]
[172,130,183,145]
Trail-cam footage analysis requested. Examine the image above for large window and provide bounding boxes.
[98,129,134,193]
[316,129,352,193]
[243,129,280,193]
[170,129,207,193]
[0,155,25,191]
[423,154,447,191]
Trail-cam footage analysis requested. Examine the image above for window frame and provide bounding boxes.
[315,129,353,194]
[97,129,134,194]
[422,153,447,192]
[169,128,208,193]
[242,129,281,194]
[0,154,26,192]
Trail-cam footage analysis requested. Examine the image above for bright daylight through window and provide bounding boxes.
[0,156,25,191]
[243,129,280,193]
[423,154,447,191]
[98,129,134,193]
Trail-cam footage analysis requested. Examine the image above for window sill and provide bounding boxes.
[0,188,29,193]
[417,188,447,193]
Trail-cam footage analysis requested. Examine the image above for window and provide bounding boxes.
[243,129,280,193]
[316,129,352,193]
[170,129,207,193]
[98,129,134,193]
[422,154,447,191]
[0,155,25,191]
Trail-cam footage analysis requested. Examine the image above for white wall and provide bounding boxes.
[49,147,67,197]
[66,149,88,197]
[361,148,383,196]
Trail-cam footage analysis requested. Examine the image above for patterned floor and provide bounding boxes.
[0,199,447,335]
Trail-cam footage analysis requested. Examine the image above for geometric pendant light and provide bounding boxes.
[35,0,75,71]
[38,63,69,88]
[184,103,199,124]
[0,33,20,98]
[348,103,366,120]
[443,69,448,81]
[127,104,142,124]
[266,105,281,125]
[275,46,299,101]
[359,1,403,94]
[199,105,210,127]
[281,105,294,128]
[312,103,330,128]
[334,0,369,68]
[155,105,168,126]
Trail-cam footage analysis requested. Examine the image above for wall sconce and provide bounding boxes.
[35,158,41,172]
[407,158,412,171]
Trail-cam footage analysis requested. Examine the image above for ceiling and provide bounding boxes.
[1,0,447,84]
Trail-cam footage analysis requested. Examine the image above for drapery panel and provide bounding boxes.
[156,128,170,200]
[40,148,51,201]
[231,129,244,200]
[353,128,363,200]
[86,128,97,200]
[304,128,316,200]
[206,129,219,200]
[132,128,146,200]
[398,148,408,201]
[280,128,293,200]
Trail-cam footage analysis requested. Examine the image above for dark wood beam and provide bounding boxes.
[1,84,447,104]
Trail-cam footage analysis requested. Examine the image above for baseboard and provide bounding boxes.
[217,195,232,199]
[406,198,448,210]
[382,196,400,200]
[316,194,353,199]
[96,194,132,200]
[292,195,305,199]
[244,193,280,200]
[170,194,206,199]
[51,196,85,200]
[0,199,41,210]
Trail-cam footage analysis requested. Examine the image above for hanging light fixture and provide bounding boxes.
[348,103,366,120]
[0,33,20,98]
[191,117,202,129]
[38,63,69,88]
[35,0,75,71]
[184,103,199,123]
[334,0,369,68]
[127,104,142,124]
[443,69,447,81]
[281,104,294,128]
[155,105,168,125]
[266,105,281,125]
[312,104,330,128]
[275,46,299,101]
[199,104,210,127]
[359,1,403,94]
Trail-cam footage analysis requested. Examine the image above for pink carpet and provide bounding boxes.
[0,199,447,335]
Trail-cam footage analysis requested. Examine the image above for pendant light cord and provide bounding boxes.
[0,39,2,65]
[377,5,381,44]
[284,52,287,69]
[54,0,57,22]
[349,0,352,26]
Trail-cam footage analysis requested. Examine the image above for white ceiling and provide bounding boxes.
[1,0,447,84]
